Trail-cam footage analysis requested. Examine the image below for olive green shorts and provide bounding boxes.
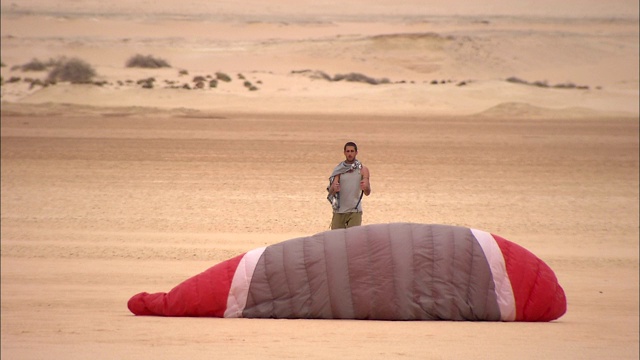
[331,212,362,230]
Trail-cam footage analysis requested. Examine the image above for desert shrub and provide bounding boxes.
[292,69,391,84]
[506,77,549,87]
[309,71,331,81]
[20,58,50,71]
[216,72,231,82]
[209,79,218,88]
[244,81,258,91]
[28,78,45,89]
[47,58,96,83]
[291,70,332,81]
[553,82,576,89]
[505,76,528,84]
[136,77,155,84]
[178,69,188,76]
[193,75,206,82]
[333,72,389,85]
[506,77,588,90]
[125,54,171,68]
[137,77,155,88]
[531,80,549,88]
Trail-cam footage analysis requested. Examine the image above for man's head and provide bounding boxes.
[343,142,358,163]
[344,142,358,152]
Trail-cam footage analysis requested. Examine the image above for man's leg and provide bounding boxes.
[345,212,362,228]
[331,213,347,229]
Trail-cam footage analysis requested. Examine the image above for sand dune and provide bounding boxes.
[1,1,638,116]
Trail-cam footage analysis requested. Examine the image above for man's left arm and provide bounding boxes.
[360,166,371,196]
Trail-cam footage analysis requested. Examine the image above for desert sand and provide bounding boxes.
[1,0,639,359]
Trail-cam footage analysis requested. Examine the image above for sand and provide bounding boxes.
[1,0,639,359]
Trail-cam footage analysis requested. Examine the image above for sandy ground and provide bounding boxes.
[1,0,639,359]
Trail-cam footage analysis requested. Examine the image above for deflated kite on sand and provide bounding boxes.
[128,223,566,321]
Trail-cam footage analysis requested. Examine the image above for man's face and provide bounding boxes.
[344,146,357,163]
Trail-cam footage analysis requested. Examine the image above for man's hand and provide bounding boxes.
[332,181,341,193]
[360,178,370,195]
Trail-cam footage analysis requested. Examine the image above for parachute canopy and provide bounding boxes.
[128,223,566,321]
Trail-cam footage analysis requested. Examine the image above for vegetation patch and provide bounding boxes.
[126,54,171,68]
[216,72,232,82]
[292,70,390,85]
[506,76,590,90]
[47,57,97,84]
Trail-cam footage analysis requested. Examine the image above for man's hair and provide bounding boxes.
[344,142,358,151]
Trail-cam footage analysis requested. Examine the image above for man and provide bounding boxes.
[327,142,371,229]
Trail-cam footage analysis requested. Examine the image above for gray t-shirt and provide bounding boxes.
[337,168,362,213]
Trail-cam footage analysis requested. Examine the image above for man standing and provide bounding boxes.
[327,142,371,229]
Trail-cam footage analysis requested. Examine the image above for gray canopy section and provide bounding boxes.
[243,223,502,321]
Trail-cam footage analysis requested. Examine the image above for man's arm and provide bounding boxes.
[360,166,371,196]
[328,174,341,195]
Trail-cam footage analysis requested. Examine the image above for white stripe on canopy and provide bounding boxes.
[471,228,516,321]
[224,246,266,318]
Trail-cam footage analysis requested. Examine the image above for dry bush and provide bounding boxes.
[216,72,232,82]
[507,77,588,90]
[22,59,48,71]
[333,72,390,85]
[531,80,549,88]
[554,83,588,90]
[506,76,528,85]
[126,54,171,68]
[20,58,49,71]
[311,71,332,81]
[137,77,155,89]
[47,58,96,83]
[10,58,60,72]
[293,70,388,85]
[296,70,332,81]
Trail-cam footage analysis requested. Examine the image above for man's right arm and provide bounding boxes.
[328,174,341,195]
